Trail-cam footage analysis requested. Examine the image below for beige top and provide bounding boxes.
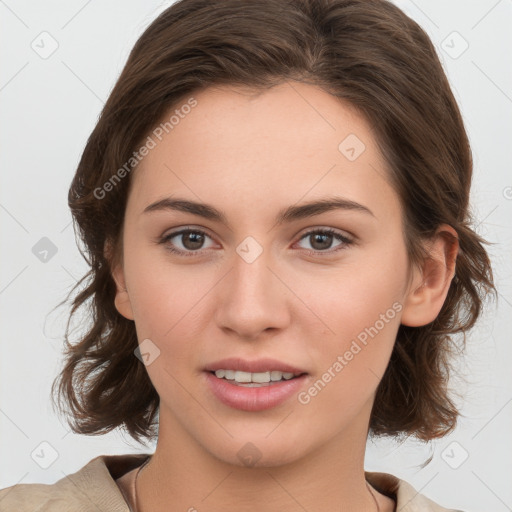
[0,453,464,511]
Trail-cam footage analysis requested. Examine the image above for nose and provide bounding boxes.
[213,246,291,340]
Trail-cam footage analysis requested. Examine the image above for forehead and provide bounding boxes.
[126,81,400,223]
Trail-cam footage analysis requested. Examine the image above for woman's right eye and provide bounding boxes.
[159,228,215,257]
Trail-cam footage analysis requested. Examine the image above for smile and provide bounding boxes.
[212,369,303,386]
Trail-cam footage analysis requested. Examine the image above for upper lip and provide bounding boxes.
[204,357,307,374]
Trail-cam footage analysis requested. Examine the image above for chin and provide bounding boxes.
[203,434,308,470]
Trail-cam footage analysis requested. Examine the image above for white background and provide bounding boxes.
[1,1,511,511]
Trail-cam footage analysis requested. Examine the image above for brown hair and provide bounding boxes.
[51,0,495,445]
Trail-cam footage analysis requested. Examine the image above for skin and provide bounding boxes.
[110,81,458,512]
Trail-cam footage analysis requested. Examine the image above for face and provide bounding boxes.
[111,81,420,467]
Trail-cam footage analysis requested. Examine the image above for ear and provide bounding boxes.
[401,224,459,327]
[104,239,135,321]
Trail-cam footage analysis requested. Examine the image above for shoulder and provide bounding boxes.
[0,453,151,512]
[365,471,466,512]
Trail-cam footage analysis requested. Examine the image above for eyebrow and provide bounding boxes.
[142,195,375,228]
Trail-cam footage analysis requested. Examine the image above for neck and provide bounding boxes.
[137,406,388,512]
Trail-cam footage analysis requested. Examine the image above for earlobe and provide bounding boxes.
[401,225,459,327]
[105,240,135,321]
[112,266,135,321]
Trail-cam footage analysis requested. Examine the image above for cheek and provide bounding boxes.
[123,249,213,409]
[123,246,215,359]
[299,239,406,338]
[294,240,407,405]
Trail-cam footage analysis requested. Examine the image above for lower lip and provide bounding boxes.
[204,372,308,412]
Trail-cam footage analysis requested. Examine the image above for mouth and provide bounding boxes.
[203,358,309,411]
[208,369,306,387]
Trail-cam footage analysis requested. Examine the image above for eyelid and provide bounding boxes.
[161,225,216,240]
[296,225,355,243]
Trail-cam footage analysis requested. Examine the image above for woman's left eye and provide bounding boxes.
[158,227,353,257]
[295,228,353,254]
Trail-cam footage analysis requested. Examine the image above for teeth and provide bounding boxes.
[271,370,295,381]
[214,369,299,383]
[235,371,252,383]
[252,372,271,383]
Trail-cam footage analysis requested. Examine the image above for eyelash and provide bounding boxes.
[158,227,354,258]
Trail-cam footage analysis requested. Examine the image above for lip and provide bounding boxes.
[204,371,308,412]
[203,357,309,412]
[204,357,307,374]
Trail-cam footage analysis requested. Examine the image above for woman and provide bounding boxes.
[0,0,495,510]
